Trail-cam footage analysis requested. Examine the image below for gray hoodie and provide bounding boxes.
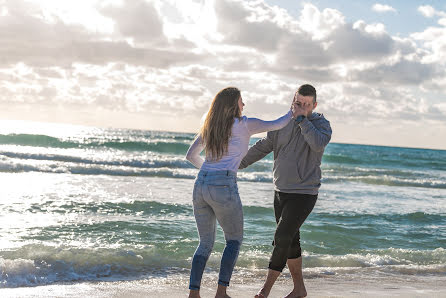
[239,112,332,195]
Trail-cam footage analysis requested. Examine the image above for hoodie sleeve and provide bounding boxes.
[239,131,274,169]
[299,117,332,152]
[186,135,204,169]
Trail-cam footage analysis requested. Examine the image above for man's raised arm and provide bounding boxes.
[299,118,332,152]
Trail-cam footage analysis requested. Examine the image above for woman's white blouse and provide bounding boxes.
[186,110,292,172]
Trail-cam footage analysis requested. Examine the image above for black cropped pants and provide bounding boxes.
[268,191,317,272]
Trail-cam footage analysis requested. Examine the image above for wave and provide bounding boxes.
[322,175,446,189]
[1,133,446,189]
[237,248,446,276]
[307,212,446,230]
[0,151,193,169]
[100,141,190,154]
[1,160,445,189]
[0,134,191,154]
[0,160,198,179]
[0,245,191,288]
[1,245,444,288]
[325,143,446,170]
[304,247,446,269]
[323,154,362,164]
[0,134,79,149]
[9,199,445,226]
[23,200,192,217]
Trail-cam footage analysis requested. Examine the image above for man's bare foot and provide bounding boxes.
[283,287,307,298]
[255,287,270,298]
[188,289,200,298]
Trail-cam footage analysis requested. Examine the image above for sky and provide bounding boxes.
[0,0,445,149]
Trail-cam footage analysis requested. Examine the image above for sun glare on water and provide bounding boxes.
[0,119,102,139]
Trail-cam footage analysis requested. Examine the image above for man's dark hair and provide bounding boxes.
[297,84,317,103]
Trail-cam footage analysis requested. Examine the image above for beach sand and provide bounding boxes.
[1,273,446,298]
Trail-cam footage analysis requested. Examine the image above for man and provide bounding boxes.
[239,84,332,298]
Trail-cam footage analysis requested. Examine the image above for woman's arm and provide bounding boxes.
[246,110,293,135]
[185,135,205,169]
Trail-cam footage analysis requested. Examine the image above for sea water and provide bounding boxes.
[0,121,445,288]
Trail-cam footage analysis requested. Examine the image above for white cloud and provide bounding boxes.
[418,5,446,18]
[298,3,345,40]
[418,5,436,18]
[1,0,446,148]
[372,4,396,13]
[411,10,446,65]
[1,6,8,16]
[0,0,202,68]
[214,0,292,52]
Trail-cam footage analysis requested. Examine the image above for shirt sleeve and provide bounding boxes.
[239,131,274,169]
[245,110,293,135]
[185,135,205,169]
[299,117,332,152]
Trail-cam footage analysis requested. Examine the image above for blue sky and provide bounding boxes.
[266,0,445,36]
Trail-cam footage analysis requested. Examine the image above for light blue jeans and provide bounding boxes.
[189,170,243,290]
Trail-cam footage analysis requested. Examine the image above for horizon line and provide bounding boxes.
[1,118,445,152]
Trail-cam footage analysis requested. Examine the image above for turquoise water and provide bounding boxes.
[0,124,445,288]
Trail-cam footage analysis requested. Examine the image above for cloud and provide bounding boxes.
[411,6,446,66]
[348,58,439,85]
[298,4,345,40]
[372,4,396,13]
[418,5,446,21]
[0,0,202,68]
[326,20,393,61]
[214,0,290,52]
[213,2,402,76]
[418,5,435,17]
[99,0,167,45]
[1,0,445,148]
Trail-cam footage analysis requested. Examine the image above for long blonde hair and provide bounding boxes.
[200,87,242,161]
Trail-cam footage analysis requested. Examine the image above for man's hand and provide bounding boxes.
[292,94,314,118]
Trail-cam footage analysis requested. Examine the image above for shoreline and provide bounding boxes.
[1,273,446,298]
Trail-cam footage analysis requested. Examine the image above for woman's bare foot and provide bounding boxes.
[215,284,231,298]
[255,287,270,298]
[188,289,200,298]
[215,294,231,298]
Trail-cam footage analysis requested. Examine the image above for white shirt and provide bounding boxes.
[186,111,293,172]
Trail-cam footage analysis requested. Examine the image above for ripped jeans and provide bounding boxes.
[189,170,243,290]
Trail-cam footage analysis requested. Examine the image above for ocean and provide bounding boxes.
[0,121,445,290]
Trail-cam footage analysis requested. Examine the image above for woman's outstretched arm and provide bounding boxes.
[186,135,205,169]
[246,110,294,135]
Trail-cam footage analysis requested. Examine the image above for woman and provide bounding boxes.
[186,87,298,298]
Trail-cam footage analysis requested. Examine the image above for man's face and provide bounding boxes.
[293,94,315,110]
[291,93,318,118]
